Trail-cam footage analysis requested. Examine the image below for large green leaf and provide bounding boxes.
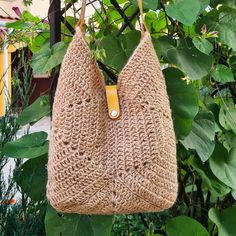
[99,35,126,72]
[209,143,236,189]
[217,10,236,51]
[219,104,236,133]
[15,155,47,201]
[2,132,49,159]
[31,42,68,74]
[159,38,213,80]
[166,0,200,26]
[45,206,113,236]
[191,158,230,197]
[211,64,234,84]
[163,68,199,140]
[209,207,236,236]
[99,31,140,72]
[192,37,213,55]
[120,30,141,59]
[45,206,88,236]
[181,111,215,162]
[165,0,209,26]
[17,96,50,126]
[90,215,114,236]
[166,216,210,236]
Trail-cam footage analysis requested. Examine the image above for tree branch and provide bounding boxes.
[61,15,75,35]
[116,8,139,36]
[110,0,134,30]
[97,60,117,83]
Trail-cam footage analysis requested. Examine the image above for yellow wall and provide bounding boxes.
[0,52,4,116]
[0,46,14,116]
[0,0,96,116]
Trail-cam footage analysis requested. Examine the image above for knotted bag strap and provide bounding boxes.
[78,0,146,37]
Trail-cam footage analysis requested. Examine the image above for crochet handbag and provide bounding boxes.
[47,0,178,215]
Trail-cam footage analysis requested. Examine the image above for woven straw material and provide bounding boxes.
[47,27,178,215]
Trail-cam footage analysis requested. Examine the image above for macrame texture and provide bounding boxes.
[47,27,178,214]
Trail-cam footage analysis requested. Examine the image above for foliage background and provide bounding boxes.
[1,0,236,235]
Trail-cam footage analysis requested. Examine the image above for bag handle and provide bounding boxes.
[78,0,145,36]
[79,0,87,31]
[137,0,146,37]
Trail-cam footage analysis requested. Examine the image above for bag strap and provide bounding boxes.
[79,0,87,31]
[78,0,145,36]
[137,0,146,37]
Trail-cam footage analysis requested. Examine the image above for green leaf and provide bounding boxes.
[120,31,141,59]
[22,10,41,23]
[209,143,236,189]
[99,35,126,72]
[15,155,47,201]
[31,42,68,74]
[145,11,158,31]
[192,37,213,55]
[156,36,175,58]
[207,102,222,132]
[195,10,218,35]
[130,0,158,10]
[45,206,85,236]
[222,131,236,151]
[17,96,50,126]
[211,64,234,84]
[181,111,215,162]
[2,132,49,159]
[165,0,201,26]
[191,158,230,197]
[159,38,213,80]
[210,0,236,9]
[232,189,236,200]
[221,0,236,9]
[217,10,236,51]
[99,31,140,72]
[90,215,113,236]
[163,68,199,140]
[166,216,210,236]
[208,208,222,229]
[219,104,236,133]
[209,207,236,236]
[5,21,31,30]
[199,0,210,14]
[45,206,113,236]
[29,34,50,53]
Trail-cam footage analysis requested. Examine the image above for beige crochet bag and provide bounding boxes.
[47,0,177,215]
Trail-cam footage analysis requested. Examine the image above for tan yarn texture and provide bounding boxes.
[47,27,178,215]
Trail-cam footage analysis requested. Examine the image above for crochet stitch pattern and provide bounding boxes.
[47,27,178,214]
